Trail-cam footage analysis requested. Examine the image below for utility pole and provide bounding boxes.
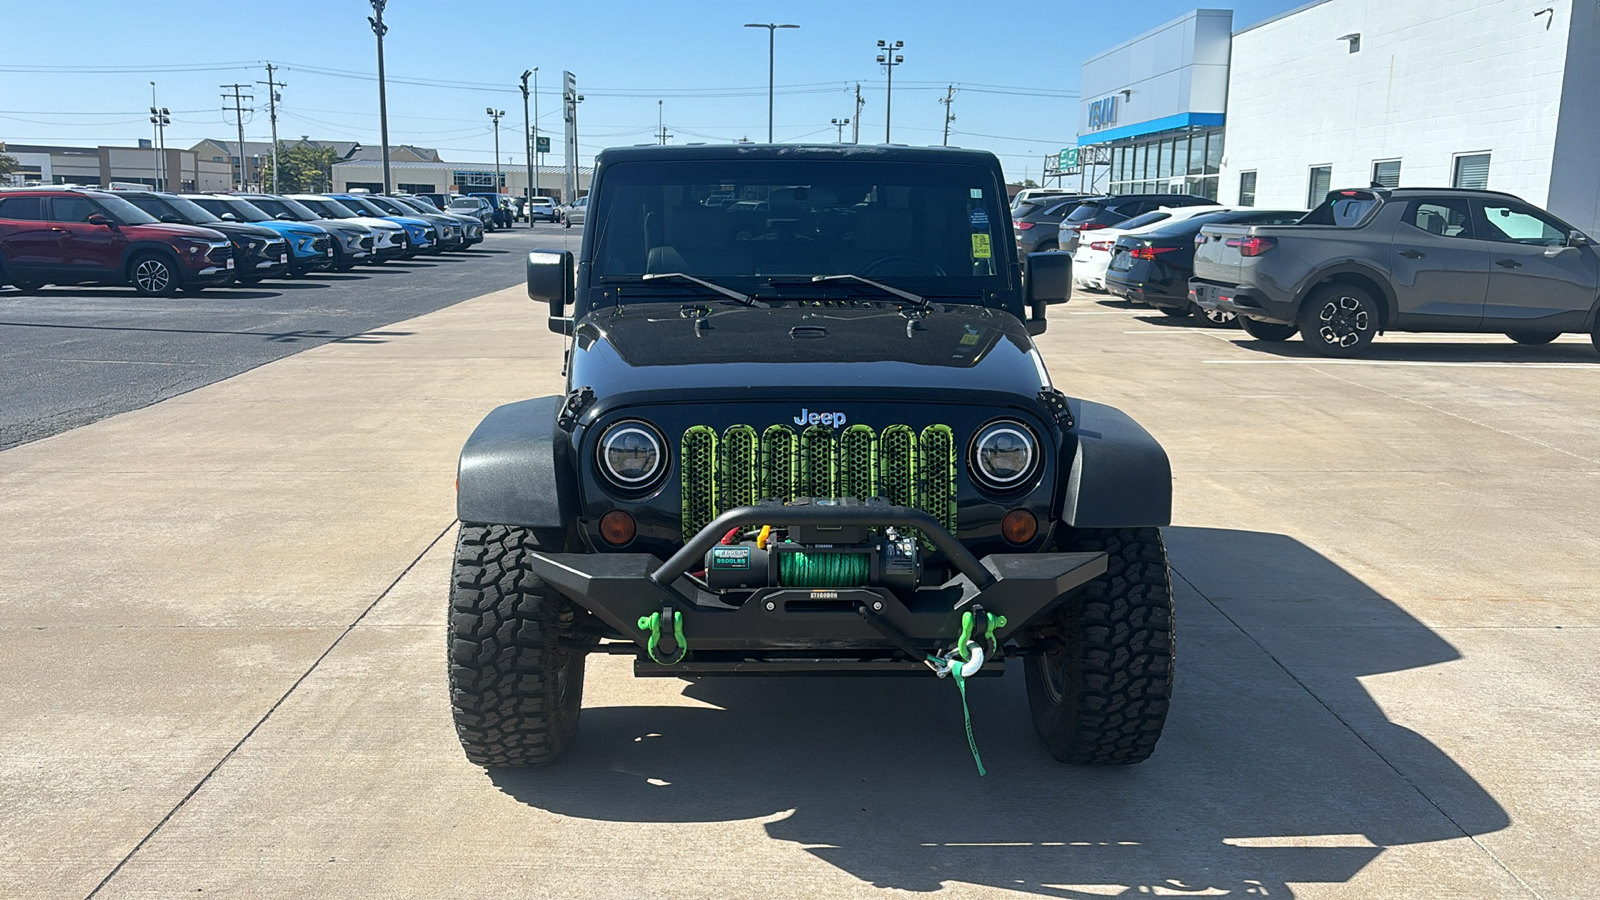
[745,23,799,142]
[221,83,253,191]
[368,0,392,194]
[875,40,904,143]
[657,100,673,145]
[259,64,285,193]
[831,117,850,141]
[532,68,541,202]
[940,84,956,146]
[148,83,160,189]
[487,108,505,197]
[853,83,863,144]
[148,83,169,191]
[562,71,582,205]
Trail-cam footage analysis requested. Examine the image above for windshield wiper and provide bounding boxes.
[631,272,762,307]
[805,274,930,309]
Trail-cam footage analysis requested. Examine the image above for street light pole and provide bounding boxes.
[520,69,535,228]
[532,68,540,204]
[149,82,160,189]
[875,39,904,143]
[831,117,850,141]
[368,0,392,194]
[745,23,798,143]
[487,108,505,200]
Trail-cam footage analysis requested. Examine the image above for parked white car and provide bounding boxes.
[1073,204,1228,290]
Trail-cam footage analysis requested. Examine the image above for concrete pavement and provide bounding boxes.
[1,286,1596,898]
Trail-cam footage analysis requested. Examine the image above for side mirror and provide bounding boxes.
[528,249,576,335]
[87,213,114,227]
[275,213,292,221]
[159,214,183,224]
[220,212,238,222]
[1023,251,1073,335]
[1570,230,1591,247]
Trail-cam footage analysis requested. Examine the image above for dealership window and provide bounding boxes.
[1307,165,1332,207]
[345,182,384,193]
[1238,172,1257,207]
[454,171,505,190]
[398,182,436,194]
[1453,153,1491,190]
[1372,159,1401,189]
[1103,125,1223,200]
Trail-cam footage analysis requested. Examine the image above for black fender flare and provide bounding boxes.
[456,396,576,546]
[1292,261,1399,328]
[1060,399,1172,529]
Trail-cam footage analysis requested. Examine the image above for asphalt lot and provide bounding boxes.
[0,225,572,451]
[2,270,1597,898]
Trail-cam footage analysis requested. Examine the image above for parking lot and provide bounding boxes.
[2,254,1597,898]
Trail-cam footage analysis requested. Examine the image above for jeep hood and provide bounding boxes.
[569,302,1050,400]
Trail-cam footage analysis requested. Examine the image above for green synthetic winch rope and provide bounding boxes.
[777,550,870,587]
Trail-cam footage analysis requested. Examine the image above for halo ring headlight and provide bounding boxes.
[969,420,1039,491]
[599,421,666,488]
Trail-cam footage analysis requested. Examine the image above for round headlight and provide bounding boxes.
[970,420,1038,490]
[599,421,666,488]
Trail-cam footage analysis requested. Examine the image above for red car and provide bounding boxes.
[0,189,236,296]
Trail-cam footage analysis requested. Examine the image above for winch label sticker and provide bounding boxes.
[711,547,751,569]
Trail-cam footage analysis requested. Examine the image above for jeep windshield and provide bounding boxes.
[590,159,1011,300]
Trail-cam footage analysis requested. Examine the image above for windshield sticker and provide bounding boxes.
[971,233,993,259]
[969,208,989,229]
[970,188,983,199]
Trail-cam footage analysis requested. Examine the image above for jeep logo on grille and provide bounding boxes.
[793,408,847,427]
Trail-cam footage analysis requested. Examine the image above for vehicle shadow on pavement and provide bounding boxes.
[1225,335,1599,364]
[488,527,1507,897]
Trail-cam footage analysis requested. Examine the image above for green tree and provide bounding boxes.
[0,151,20,184]
[257,143,338,193]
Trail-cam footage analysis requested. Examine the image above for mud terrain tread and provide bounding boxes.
[448,523,583,767]
[1025,527,1175,765]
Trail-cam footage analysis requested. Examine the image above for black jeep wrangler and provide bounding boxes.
[450,144,1174,769]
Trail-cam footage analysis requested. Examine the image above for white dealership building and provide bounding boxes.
[1075,0,1600,236]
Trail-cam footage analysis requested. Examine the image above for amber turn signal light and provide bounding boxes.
[600,510,637,546]
[1001,509,1038,545]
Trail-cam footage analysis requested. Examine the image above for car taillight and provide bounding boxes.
[1225,236,1278,257]
[1131,245,1179,261]
[1089,240,1114,252]
[1195,233,1206,249]
[1069,222,1107,232]
[1015,222,1035,231]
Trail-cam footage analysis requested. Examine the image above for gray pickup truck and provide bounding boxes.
[1190,187,1600,356]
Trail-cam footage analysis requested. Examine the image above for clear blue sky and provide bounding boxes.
[0,0,1305,183]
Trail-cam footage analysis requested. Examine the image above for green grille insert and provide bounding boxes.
[719,425,759,511]
[680,421,956,543]
[800,426,837,498]
[879,424,918,509]
[839,425,877,501]
[681,425,718,538]
[920,424,958,538]
[762,425,798,502]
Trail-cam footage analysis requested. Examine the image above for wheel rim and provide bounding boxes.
[1203,307,1235,325]
[1317,295,1370,348]
[134,259,171,293]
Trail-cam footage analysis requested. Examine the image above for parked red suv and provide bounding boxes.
[0,189,236,296]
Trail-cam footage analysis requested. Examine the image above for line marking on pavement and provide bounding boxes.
[1204,359,1599,369]
[1068,310,1146,315]
[1123,330,1208,335]
[83,521,458,900]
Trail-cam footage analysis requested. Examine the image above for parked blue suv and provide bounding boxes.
[331,193,436,257]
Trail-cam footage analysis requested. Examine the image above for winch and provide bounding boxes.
[702,499,921,593]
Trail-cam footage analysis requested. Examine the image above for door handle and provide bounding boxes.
[1495,259,1523,269]
[1398,249,1425,259]
[49,227,68,233]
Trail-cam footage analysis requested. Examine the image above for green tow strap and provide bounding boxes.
[937,610,1006,776]
[637,609,687,665]
[930,650,986,776]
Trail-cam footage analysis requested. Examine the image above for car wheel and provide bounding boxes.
[237,275,264,285]
[1506,331,1560,345]
[128,253,179,297]
[449,523,585,767]
[1298,283,1379,357]
[1036,241,1057,254]
[1192,303,1237,328]
[1024,527,1174,765]
[9,279,45,294]
[1159,305,1191,318]
[1238,317,1298,341]
[564,217,572,229]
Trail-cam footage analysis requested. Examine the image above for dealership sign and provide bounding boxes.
[1086,96,1118,130]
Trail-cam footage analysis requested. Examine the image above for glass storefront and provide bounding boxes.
[1103,125,1224,200]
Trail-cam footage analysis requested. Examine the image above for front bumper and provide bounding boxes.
[524,503,1107,669]
[1189,279,1294,324]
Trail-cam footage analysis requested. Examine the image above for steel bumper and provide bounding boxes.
[525,503,1107,654]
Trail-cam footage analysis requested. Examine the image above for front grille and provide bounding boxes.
[359,236,374,251]
[205,245,232,266]
[679,423,957,541]
[311,236,331,254]
[423,227,437,243]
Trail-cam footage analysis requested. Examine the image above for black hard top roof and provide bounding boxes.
[594,142,1002,168]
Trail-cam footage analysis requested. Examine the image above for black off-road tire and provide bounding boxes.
[1239,317,1297,341]
[1024,527,1175,765]
[1506,331,1560,345]
[449,524,584,767]
[1299,283,1379,357]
